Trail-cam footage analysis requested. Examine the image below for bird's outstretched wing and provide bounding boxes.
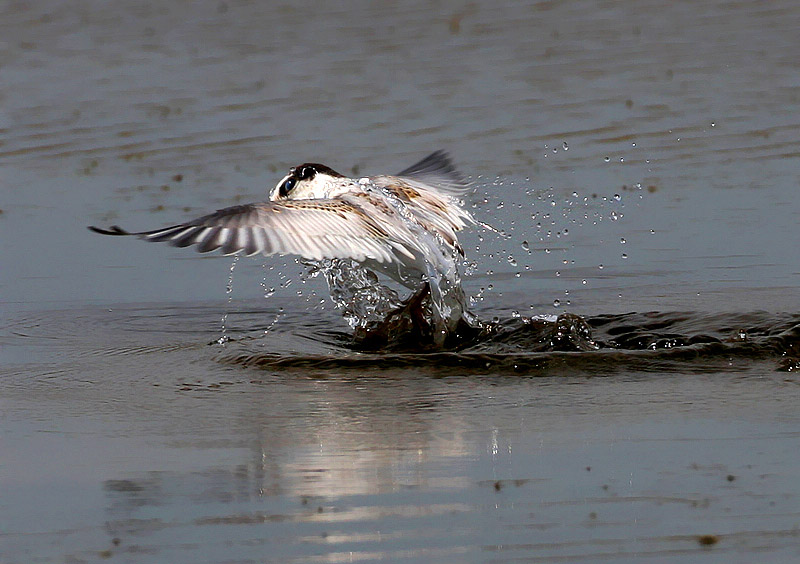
[89,199,414,263]
[396,150,470,195]
[371,152,475,248]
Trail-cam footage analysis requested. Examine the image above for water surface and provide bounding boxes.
[2,0,800,562]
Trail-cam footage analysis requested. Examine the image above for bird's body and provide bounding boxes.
[90,151,476,344]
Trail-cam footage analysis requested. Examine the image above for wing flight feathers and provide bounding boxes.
[88,200,410,263]
[396,150,470,194]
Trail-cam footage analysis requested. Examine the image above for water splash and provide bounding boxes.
[298,238,480,349]
[302,258,403,329]
[217,255,239,346]
[215,174,645,350]
[262,307,284,336]
[260,263,275,299]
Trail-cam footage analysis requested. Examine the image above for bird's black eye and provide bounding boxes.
[298,166,315,180]
[279,177,296,197]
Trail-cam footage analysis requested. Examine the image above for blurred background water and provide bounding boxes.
[1,0,799,562]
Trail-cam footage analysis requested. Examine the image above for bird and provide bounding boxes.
[89,151,477,345]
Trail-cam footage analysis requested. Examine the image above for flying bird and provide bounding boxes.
[90,151,476,343]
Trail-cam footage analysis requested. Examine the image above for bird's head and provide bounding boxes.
[270,163,351,201]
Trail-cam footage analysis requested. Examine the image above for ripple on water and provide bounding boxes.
[4,305,798,378]
[215,308,800,376]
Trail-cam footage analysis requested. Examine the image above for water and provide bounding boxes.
[2,0,800,562]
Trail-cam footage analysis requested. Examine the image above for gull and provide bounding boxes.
[90,151,477,343]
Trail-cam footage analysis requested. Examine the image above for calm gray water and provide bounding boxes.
[2,0,800,562]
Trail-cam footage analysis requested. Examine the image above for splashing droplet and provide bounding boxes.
[553,299,561,308]
[218,255,240,346]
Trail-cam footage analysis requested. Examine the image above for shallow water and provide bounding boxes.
[2,0,800,562]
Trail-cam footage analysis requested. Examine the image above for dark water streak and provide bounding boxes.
[218,310,800,374]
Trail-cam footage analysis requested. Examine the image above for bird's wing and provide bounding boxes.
[395,150,471,195]
[372,174,475,244]
[89,199,415,263]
